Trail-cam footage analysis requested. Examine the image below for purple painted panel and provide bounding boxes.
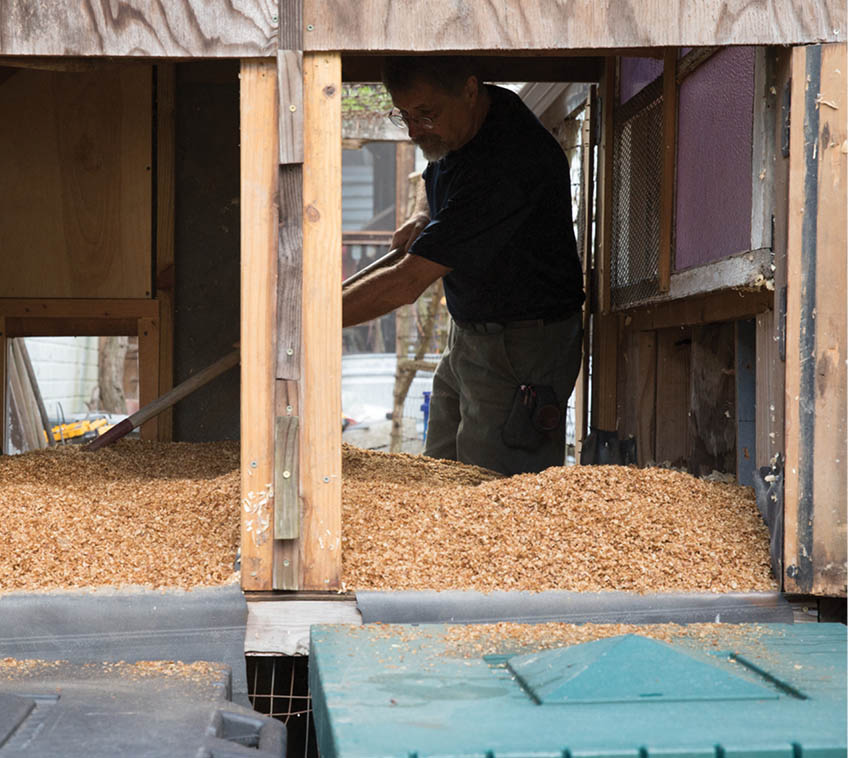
[620,57,663,104]
[675,47,755,271]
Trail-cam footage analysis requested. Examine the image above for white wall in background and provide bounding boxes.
[24,337,99,420]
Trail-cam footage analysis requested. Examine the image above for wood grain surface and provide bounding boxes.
[302,0,844,51]
[784,43,847,597]
[300,52,342,591]
[0,65,151,299]
[240,58,279,591]
[0,0,276,57]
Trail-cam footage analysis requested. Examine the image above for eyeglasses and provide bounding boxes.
[387,108,435,130]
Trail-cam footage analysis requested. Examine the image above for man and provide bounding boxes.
[343,56,584,476]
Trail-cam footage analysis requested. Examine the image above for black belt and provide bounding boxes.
[454,311,577,334]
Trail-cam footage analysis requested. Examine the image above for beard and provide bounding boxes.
[414,135,449,162]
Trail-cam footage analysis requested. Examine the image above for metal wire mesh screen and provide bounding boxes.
[247,655,317,758]
[610,78,664,307]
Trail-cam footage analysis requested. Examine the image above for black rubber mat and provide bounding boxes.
[0,582,249,705]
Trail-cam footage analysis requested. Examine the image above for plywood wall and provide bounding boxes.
[0,65,152,299]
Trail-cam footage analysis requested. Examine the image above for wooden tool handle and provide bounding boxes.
[342,247,404,289]
[85,349,240,451]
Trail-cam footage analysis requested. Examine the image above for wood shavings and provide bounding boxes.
[0,441,240,592]
[0,657,228,685]
[342,448,777,593]
[441,622,779,658]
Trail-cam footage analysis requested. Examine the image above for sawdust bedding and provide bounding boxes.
[0,440,775,593]
[0,441,240,591]
[341,444,776,594]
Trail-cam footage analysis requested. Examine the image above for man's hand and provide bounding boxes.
[391,212,429,254]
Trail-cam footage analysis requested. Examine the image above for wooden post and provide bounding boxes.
[659,47,677,293]
[597,57,615,316]
[156,63,176,442]
[300,52,342,590]
[784,43,847,597]
[240,58,279,591]
[590,59,618,432]
[574,91,594,460]
[136,316,159,440]
[0,316,6,454]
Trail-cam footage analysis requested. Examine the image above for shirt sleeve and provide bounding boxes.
[409,163,537,273]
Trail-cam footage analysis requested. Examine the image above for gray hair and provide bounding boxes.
[381,56,483,97]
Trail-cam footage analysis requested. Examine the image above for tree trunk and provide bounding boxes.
[98,336,129,414]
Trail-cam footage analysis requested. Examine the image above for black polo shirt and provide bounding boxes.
[409,84,585,323]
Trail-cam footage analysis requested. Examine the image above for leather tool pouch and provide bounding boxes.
[502,384,562,451]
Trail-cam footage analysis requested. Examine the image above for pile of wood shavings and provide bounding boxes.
[342,449,776,593]
[342,443,501,487]
[0,441,240,591]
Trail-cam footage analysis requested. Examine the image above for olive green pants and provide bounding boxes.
[423,313,583,476]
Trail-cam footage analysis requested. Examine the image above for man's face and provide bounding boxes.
[389,77,479,161]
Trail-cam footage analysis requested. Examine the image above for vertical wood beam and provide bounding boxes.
[240,58,279,591]
[136,315,160,440]
[750,48,777,251]
[784,43,847,596]
[0,317,6,454]
[156,63,176,442]
[274,380,300,588]
[597,57,615,315]
[274,56,306,590]
[574,92,595,460]
[659,47,678,293]
[300,52,342,590]
[590,62,618,433]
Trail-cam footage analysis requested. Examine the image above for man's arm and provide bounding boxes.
[343,253,449,328]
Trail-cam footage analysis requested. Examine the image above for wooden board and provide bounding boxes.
[784,44,847,597]
[0,65,152,299]
[590,312,618,432]
[618,327,658,466]
[276,166,304,380]
[0,318,7,454]
[136,316,160,441]
[274,379,301,590]
[750,48,776,252]
[688,323,736,477]
[302,0,844,51]
[659,48,677,293]
[574,97,594,459]
[0,0,276,57]
[655,327,691,467]
[636,331,658,465]
[625,288,772,332]
[300,52,342,591]
[156,64,176,442]
[278,51,304,165]
[341,55,604,85]
[274,415,300,539]
[245,599,360,656]
[808,42,846,597]
[755,309,782,470]
[597,58,615,316]
[240,59,279,591]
